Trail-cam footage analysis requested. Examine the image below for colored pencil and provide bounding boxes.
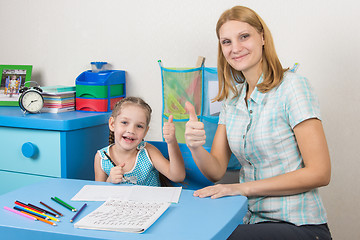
[51,197,77,212]
[28,203,59,217]
[23,211,57,226]
[4,206,37,221]
[14,206,48,220]
[42,214,60,222]
[15,201,47,216]
[70,203,87,223]
[15,200,30,209]
[15,201,58,221]
[23,207,60,222]
[17,204,45,216]
[103,151,116,167]
[40,201,63,217]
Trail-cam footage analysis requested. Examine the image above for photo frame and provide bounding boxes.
[0,65,33,106]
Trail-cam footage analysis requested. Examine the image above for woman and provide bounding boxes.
[185,6,332,239]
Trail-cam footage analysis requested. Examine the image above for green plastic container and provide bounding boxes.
[76,84,124,99]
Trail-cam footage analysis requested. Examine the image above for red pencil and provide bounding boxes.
[15,201,43,214]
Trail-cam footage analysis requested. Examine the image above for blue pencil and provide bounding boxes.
[70,203,87,223]
[13,206,48,220]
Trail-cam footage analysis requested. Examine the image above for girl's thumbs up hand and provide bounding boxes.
[163,115,176,144]
[185,101,206,148]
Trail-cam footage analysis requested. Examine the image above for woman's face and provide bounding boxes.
[219,20,264,78]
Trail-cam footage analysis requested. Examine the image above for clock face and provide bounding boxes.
[20,90,44,113]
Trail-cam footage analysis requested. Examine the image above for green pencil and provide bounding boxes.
[51,197,77,212]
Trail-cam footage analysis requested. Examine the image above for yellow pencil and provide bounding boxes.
[20,211,57,226]
[23,206,60,222]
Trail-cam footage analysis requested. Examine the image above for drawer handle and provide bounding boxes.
[22,142,38,158]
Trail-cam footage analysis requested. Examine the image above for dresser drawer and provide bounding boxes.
[0,127,61,177]
[0,170,54,195]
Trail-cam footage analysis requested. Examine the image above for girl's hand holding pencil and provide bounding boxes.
[109,163,126,184]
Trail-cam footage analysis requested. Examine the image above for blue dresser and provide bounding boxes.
[0,107,111,195]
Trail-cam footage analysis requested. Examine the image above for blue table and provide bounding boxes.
[0,106,111,195]
[0,178,248,240]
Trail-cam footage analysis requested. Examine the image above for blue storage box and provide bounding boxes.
[76,70,126,112]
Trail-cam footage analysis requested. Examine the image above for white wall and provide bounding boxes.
[1,0,359,238]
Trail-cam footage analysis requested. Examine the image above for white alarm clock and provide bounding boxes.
[18,81,44,114]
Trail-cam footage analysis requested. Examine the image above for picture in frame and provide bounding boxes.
[0,65,33,106]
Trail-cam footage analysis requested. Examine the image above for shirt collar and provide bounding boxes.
[248,74,265,105]
[227,74,266,107]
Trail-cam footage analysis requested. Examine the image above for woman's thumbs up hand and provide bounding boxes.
[185,101,206,148]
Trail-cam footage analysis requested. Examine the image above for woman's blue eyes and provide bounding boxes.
[240,34,250,40]
[221,34,250,45]
[222,39,231,45]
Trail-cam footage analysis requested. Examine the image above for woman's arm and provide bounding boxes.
[194,118,331,198]
[185,102,232,182]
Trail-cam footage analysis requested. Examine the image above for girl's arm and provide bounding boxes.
[184,102,232,182]
[94,152,108,182]
[147,143,185,183]
[148,115,185,182]
[194,118,331,198]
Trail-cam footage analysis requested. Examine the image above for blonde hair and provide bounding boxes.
[109,97,152,144]
[214,6,288,101]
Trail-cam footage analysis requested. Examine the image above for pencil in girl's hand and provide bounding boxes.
[103,151,116,167]
[40,201,63,217]
[51,197,77,212]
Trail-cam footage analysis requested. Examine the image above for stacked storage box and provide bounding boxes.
[75,70,126,112]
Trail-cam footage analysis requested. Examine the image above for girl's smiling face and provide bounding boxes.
[109,104,149,151]
[219,20,264,78]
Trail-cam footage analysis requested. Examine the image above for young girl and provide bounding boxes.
[94,96,185,186]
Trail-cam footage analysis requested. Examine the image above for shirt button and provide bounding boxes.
[249,110,253,114]
[243,135,245,139]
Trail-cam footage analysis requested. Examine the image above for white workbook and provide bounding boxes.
[71,185,182,203]
[74,198,170,233]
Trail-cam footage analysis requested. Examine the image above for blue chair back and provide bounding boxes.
[147,141,214,190]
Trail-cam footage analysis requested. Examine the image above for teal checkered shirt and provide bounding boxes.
[219,72,327,225]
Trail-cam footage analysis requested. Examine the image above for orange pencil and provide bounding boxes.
[24,212,57,226]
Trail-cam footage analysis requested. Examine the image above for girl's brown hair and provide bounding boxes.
[214,6,288,101]
[109,97,152,144]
